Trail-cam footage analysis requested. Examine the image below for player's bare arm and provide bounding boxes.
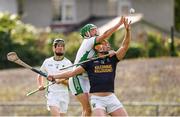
[37,75,45,90]
[116,18,131,60]
[48,66,85,81]
[96,16,125,43]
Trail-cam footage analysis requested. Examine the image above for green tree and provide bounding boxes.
[175,0,180,32]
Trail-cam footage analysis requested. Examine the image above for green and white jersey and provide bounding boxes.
[69,37,96,95]
[74,37,96,64]
[40,57,72,92]
[73,37,96,77]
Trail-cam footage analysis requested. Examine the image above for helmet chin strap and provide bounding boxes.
[84,31,91,38]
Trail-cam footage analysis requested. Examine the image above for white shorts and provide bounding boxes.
[90,93,123,114]
[46,91,69,113]
[68,75,90,95]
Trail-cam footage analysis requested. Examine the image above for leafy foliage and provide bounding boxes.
[111,30,179,59]
[147,33,170,57]
[0,12,179,69]
[125,42,146,58]
[175,0,180,32]
[0,12,82,69]
[0,12,46,69]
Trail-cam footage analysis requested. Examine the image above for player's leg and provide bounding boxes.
[76,93,91,116]
[47,92,68,116]
[90,95,107,116]
[59,92,69,116]
[92,108,106,116]
[109,107,128,116]
[49,106,61,116]
[47,92,60,116]
[69,77,91,116]
[106,94,128,116]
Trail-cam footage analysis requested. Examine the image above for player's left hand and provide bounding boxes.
[55,79,69,86]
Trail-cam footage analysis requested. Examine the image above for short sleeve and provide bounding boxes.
[86,37,96,47]
[111,54,120,63]
[67,60,73,70]
[80,62,89,71]
[40,59,47,73]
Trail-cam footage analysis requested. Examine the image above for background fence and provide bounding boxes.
[0,102,179,116]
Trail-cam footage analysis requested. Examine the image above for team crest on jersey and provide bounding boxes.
[100,60,105,64]
[55,64,59,69]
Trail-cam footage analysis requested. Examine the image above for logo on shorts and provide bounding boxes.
[92,103,96,108]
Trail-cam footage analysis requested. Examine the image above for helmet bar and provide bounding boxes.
[53,38,65,47]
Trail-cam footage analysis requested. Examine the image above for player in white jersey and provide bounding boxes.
[37,38,72,116]
[68,16,125,116]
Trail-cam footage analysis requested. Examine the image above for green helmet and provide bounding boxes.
[80,24,97,38]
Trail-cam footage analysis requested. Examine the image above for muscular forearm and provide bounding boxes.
[37,75,44,86]
[49,66,84,82]
[121,28,131,49]
[116,28,131,60]
[102,16,125,39]
[97,18,123,43]
[103,23,121,38]
[54,70,73,79]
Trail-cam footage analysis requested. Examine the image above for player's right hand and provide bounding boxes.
[119,16,125,25]
[47,75,55,82]
[38,85,45,90]
[108,50,116,57]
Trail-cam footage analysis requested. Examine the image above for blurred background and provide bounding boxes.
[0,0,180,116]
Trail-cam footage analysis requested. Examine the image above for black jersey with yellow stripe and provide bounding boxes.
[81,55,119,93]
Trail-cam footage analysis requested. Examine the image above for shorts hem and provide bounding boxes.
[47,104,67,113]
[107,105,123,114]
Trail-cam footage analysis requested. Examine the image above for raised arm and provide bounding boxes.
[116,18,131,60]
[47,66,85,81]
[96,16,125,43]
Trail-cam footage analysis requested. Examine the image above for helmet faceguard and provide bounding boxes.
[94,40,111,54]
[80,24,98,38]
[53,38,65,47]
[53,38,65,56]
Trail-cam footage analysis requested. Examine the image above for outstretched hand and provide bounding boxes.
[124,18,131,30]
[118,16,125,25]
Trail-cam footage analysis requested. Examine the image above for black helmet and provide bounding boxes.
[53,38,65,47]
